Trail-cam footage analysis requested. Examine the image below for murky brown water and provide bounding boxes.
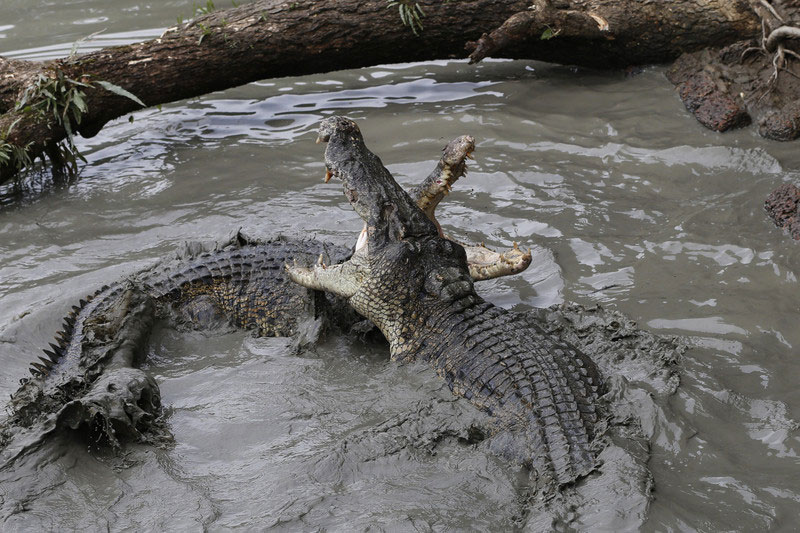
[2,2,800,531]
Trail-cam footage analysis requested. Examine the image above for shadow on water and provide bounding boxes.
[0,168,83,209]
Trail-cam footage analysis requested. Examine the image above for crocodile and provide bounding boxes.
[0,133,531,460]
[288,117,604,486]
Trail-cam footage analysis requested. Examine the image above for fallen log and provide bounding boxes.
[0,0,790,186]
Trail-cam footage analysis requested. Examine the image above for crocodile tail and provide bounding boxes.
[27,285,109,379]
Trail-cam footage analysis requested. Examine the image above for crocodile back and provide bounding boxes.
[420,301,602,485]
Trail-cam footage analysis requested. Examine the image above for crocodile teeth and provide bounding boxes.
[72,305,81,313]
[79,299,88,307]
[324,169,333,183]
[37,356,54,368]
[28,367,41,377]
[317,254,327,269]
[43,349,60,362]
[64,317,75,328]
[49,342,64,355]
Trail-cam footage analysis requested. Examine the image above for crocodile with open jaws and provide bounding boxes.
[288,116,604,486]
[0,132,531,463]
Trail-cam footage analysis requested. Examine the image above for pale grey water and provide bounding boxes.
[2,2,800,531]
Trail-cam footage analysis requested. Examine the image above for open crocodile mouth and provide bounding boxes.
[317,122,531,279]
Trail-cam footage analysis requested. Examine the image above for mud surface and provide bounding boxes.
[3,2,800,531]
[668,36,800,140]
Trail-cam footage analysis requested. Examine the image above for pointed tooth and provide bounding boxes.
[49,342,63,355]
[324,169,332,183]
[85,294,94,302]
[65,317,75,327]
[38,356,54,368]
[513,241,520,251]
[79,299,88,307]
[29,367,41,377]
[43,349,59,362]
[72,305,81,313]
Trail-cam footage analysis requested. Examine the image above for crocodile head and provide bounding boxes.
[289,116,480,353]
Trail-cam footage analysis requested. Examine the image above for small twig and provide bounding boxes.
[783,48,800,62]
[740,46,765,62]
[758,0,784,24]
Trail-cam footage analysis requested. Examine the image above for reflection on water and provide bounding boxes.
[2,1,800,530]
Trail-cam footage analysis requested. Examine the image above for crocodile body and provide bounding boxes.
[289,117,604,485]
[3,236,349,450]
[2,133,531,457]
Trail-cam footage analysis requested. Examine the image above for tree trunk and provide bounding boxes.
[0,0,775,185]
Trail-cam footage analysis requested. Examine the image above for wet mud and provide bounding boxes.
[668,39,800,140]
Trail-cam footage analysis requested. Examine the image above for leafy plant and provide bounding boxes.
[0,119,33,174]
[387,0,425,35]
[15,70,90,143]
[194,0,216,16]
[10,66,145,176]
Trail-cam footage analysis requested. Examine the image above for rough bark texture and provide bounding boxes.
[467,0,759,67]
[0,0,783,186]
[0,0,528,184]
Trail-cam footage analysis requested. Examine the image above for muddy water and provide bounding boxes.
[2,2,800,531]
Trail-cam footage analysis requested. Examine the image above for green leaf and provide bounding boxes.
[63,117,73,138]
[541,28,554,40]
[65,77,92,88]
[72,91,88,114]
[96,80,145,107]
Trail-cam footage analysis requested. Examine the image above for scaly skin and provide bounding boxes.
[2,134,531,453]
[288,117,603,485]
[3,236,346,444]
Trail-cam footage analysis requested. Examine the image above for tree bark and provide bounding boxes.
[0,0,774,185]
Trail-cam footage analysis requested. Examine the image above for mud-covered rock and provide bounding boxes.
[765,182,800,240]
[667,35,800,140]
[759,101,800,141]
[675,72,751,132]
